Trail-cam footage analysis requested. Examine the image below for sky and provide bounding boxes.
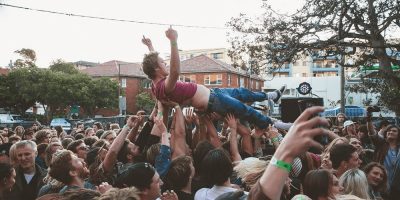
[0,0,303,67]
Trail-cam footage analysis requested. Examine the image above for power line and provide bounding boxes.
[0,3,228,30]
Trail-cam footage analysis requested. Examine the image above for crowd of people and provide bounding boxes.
[0,27,398,200]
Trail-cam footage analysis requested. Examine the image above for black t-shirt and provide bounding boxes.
[175,190,194,200]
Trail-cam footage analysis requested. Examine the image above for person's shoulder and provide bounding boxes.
[194,187,210,200]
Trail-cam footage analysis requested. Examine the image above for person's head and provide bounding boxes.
[321,152,333,170]
[384,125,400,144]
[363,162,387,192]
[97,187,140,200]
[193,140,215,175]
[110,123,120,131]
[54,126,64,135]
[304,169,342,200]
[330,143,361,172]
[14,140,37,172]
[324,137,349,155]
[22,129,34,140]
[165,156,194,191]
[349,137,363,154]
[201,148,233,186]
[74,133,85,140]
[115,162,162,200]
[83,136,98,148]
[45,142,63,167]
[142,52,168,80]
[34,129,52,144]
[14,126,25,137]
[343,120,355,134]
[339,169,370,199]
[37,143,48,159]
[93,122,103,133]
[380,120,390,130]
[146,143,161,166]
[336,113,346,123]
[61,137,74,149]
[0,162,16,192]
[76,122,84,130]
[8,135,21,144]
[100,131,117,144]
[117,140,140,164]
[49,150,89,185]
[0,143,12,164]
[85,128,95,137]
[67,139,88,160]
[357,125,368,140]
[32,121,41,131]
[234,157,268,189]
[62,188,101,200]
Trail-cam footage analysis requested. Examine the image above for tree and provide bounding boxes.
[13,48,37,68]
[49,59,79,74]
[0,68,38,114]
[136,92,155,113]
[228,0,400,115]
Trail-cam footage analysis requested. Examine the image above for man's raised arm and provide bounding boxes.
[164,27,180,94]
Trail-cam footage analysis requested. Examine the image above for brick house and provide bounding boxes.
[179,55,264,91]
[81,60,150,116]
[0,67,9,76]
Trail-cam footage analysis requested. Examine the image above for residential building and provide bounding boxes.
[81,60,149,116]
[165,48,232,64]
[73,60,99,70]
[0,67,9,76]
[180,55,264,91]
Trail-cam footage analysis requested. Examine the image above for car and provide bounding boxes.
[50,118,72,132]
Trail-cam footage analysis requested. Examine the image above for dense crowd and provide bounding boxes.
[0,102,398,200]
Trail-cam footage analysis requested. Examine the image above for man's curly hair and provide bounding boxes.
[142,52,159,79]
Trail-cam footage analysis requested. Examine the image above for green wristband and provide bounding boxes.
[271,137,279,143]
[271,156,292,173]
[171,41,177,46]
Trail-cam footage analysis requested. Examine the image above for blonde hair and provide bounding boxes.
[339,169,370,199]
[234,157,268,189]
[97,187,141,200]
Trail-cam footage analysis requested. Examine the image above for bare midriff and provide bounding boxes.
[188,84,210,111]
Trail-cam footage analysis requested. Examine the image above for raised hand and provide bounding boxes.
[154,114,167,134]
[160,190,178,200]
[126,115,139,129]
[225,113,237,130]
[142,35,154,51]
[165,26,178,42]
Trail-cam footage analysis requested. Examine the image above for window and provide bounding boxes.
[314,61,323,68]
[228,74,231,86]
[256,81,259,90]
[142,80,152,89]
[179,75,196,83]
[204,74,222,85]
[212,53,223,59]
[302,73,307,77]
[240,77,245,88]
[121,78,127,88]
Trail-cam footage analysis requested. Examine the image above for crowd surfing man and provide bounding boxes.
[141,27,285,130]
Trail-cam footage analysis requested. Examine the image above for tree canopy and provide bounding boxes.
[228,0,400,115]
[0,51,118,118]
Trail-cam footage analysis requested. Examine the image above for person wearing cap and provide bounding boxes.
[115,162,163,200]
[343,120,357,138]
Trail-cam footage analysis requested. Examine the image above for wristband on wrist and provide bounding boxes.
[123,124,131,130]
[171,41,177,46]
[271,137,279,143]
[270,156,292,173]
[174,105,180,109]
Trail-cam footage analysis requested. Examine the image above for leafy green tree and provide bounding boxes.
[81,78,119,116]
[49,59,79,74]
[13,48,37,68]
[228,0,400,115]
[136,92,155,113]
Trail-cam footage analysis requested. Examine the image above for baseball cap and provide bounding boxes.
[343,120,355,128]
